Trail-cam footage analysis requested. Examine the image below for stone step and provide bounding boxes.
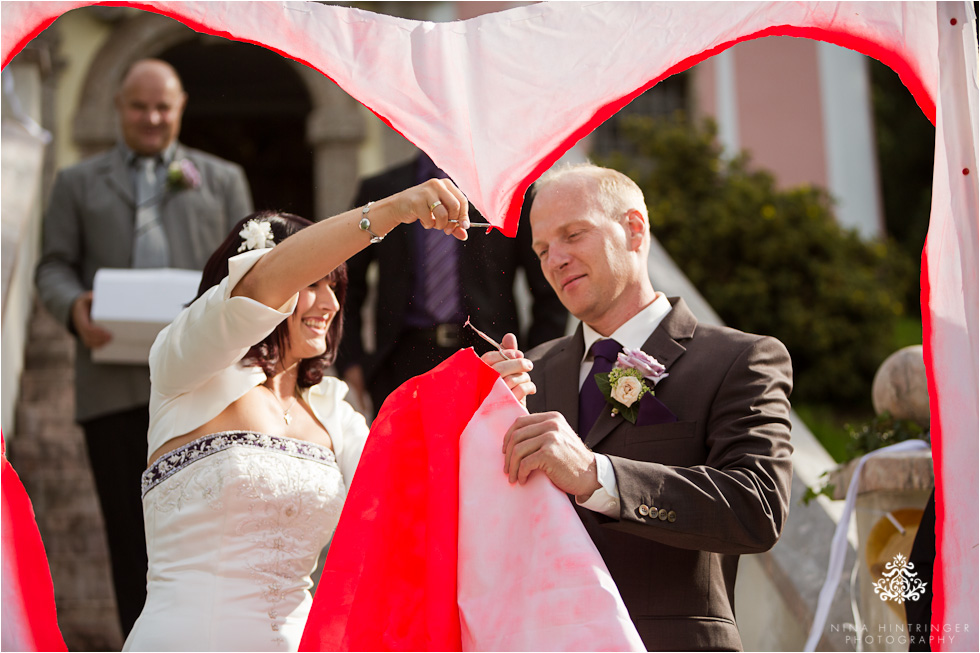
[14,402,79,442]
[14,297,120,651]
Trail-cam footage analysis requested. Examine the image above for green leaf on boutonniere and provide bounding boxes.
[595,372,613,397]
[615,402,640,425]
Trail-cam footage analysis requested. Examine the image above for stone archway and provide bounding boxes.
[72,10,365,219]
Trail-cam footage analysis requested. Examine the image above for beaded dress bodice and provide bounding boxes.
[124,431,345,652]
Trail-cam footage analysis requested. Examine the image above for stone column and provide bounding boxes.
[307,106,364,220]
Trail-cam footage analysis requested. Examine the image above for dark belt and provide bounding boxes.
[405,323,466,348]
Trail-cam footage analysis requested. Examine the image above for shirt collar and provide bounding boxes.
[121,141,178,167]
[581,292,672,363]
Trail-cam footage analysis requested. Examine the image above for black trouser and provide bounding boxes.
[368,325,488,415]
[906,488,936,651]
[80,405,149,637]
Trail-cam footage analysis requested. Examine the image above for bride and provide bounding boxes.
[124,179,471,651]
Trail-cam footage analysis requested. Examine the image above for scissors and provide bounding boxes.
[464,317,513,359]
[450,219,493,229]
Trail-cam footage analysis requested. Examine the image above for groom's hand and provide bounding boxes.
[502,411,602,500]
[480,332,536,404]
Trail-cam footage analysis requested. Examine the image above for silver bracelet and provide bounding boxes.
[358,202,385,243]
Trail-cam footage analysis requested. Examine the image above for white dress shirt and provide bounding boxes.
[576,292,672,517]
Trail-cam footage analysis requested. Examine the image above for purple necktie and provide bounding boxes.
[578,339,623,437]
[422,228,462,323]
[416,153,462,324]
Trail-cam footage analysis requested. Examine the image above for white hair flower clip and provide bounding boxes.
[237,220,275,253]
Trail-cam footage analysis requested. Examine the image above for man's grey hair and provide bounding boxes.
[535,162,649,222]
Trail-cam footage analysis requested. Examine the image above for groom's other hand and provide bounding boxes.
[480,332,536,403]
[501,411,601,500]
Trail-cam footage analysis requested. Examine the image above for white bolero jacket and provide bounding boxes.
[147,248,368,491]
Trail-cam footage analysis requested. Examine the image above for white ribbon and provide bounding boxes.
[803,438,930,651]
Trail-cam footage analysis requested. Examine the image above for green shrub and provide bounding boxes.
[843,411,928,459]
[601,113,916,407]
[801,411,929,505]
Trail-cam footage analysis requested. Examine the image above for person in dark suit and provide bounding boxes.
[484,163,794,651]
[34,58,252,636]
[337,152,566,416]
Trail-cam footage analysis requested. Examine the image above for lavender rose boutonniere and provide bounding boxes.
[166,159,201,191]
[594,347,669,424]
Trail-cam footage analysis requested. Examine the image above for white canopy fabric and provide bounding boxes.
[2,2,976,648]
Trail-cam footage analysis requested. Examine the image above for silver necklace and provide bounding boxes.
[263,384,299,425]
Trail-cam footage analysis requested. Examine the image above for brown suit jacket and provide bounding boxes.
[526,298,794,651]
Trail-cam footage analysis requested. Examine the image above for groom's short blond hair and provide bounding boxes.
[535,163,649,223]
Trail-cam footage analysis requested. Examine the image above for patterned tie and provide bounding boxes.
[422,226,461,324]
[578,338,623,437]
[132,156,170,268]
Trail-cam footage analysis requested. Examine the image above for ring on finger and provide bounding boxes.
[429,200,443,213]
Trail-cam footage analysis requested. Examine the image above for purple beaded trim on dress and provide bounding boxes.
[141,431,337,497]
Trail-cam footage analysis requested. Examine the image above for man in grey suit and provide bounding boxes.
[35,58,252,635]
[485,164,793,651]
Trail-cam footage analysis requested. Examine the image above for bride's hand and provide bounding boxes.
[390,178,471,241]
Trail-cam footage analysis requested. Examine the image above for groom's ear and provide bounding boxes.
[624,209,647,252]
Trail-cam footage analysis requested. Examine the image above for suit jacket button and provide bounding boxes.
[658,508,668,521]
[638,504,650,517]
[667,510,677,523]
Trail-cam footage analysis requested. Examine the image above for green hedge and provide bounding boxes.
[602,114,916,407]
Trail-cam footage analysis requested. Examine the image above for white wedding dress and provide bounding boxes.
[123,431,346,652]
[123,250,367,651]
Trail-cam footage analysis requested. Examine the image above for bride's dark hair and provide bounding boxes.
[195,210,348,387]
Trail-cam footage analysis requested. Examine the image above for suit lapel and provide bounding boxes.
[637,297,695,373]
[102,147,136,208]
[583,297,696,449]
[158,145,184,214]
[542,324,585,432]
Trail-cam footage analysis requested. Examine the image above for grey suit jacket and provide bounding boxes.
[35,143,253,422]
[526,298,794,651]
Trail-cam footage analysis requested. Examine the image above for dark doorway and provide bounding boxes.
[160,38,314,219]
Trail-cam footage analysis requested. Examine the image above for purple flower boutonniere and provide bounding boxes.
[595,347,669,424]
[166,159,201,191]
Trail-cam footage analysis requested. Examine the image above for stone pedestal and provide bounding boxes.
[831,450,934,652]
[872,345,929,429]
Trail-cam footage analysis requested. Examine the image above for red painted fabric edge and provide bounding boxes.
[1,16,59,70]
[1,435,69,652]
[919,248,946,636]
[3,2,948,636]
[298,349,499,651]
[502,24,937,234]
[3,6,937,235]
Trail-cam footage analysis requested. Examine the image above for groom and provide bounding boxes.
[486,164,794,651]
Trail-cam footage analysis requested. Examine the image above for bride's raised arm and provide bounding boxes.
[235,178,470,309]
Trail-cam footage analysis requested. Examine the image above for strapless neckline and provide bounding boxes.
[142,430,338,497]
